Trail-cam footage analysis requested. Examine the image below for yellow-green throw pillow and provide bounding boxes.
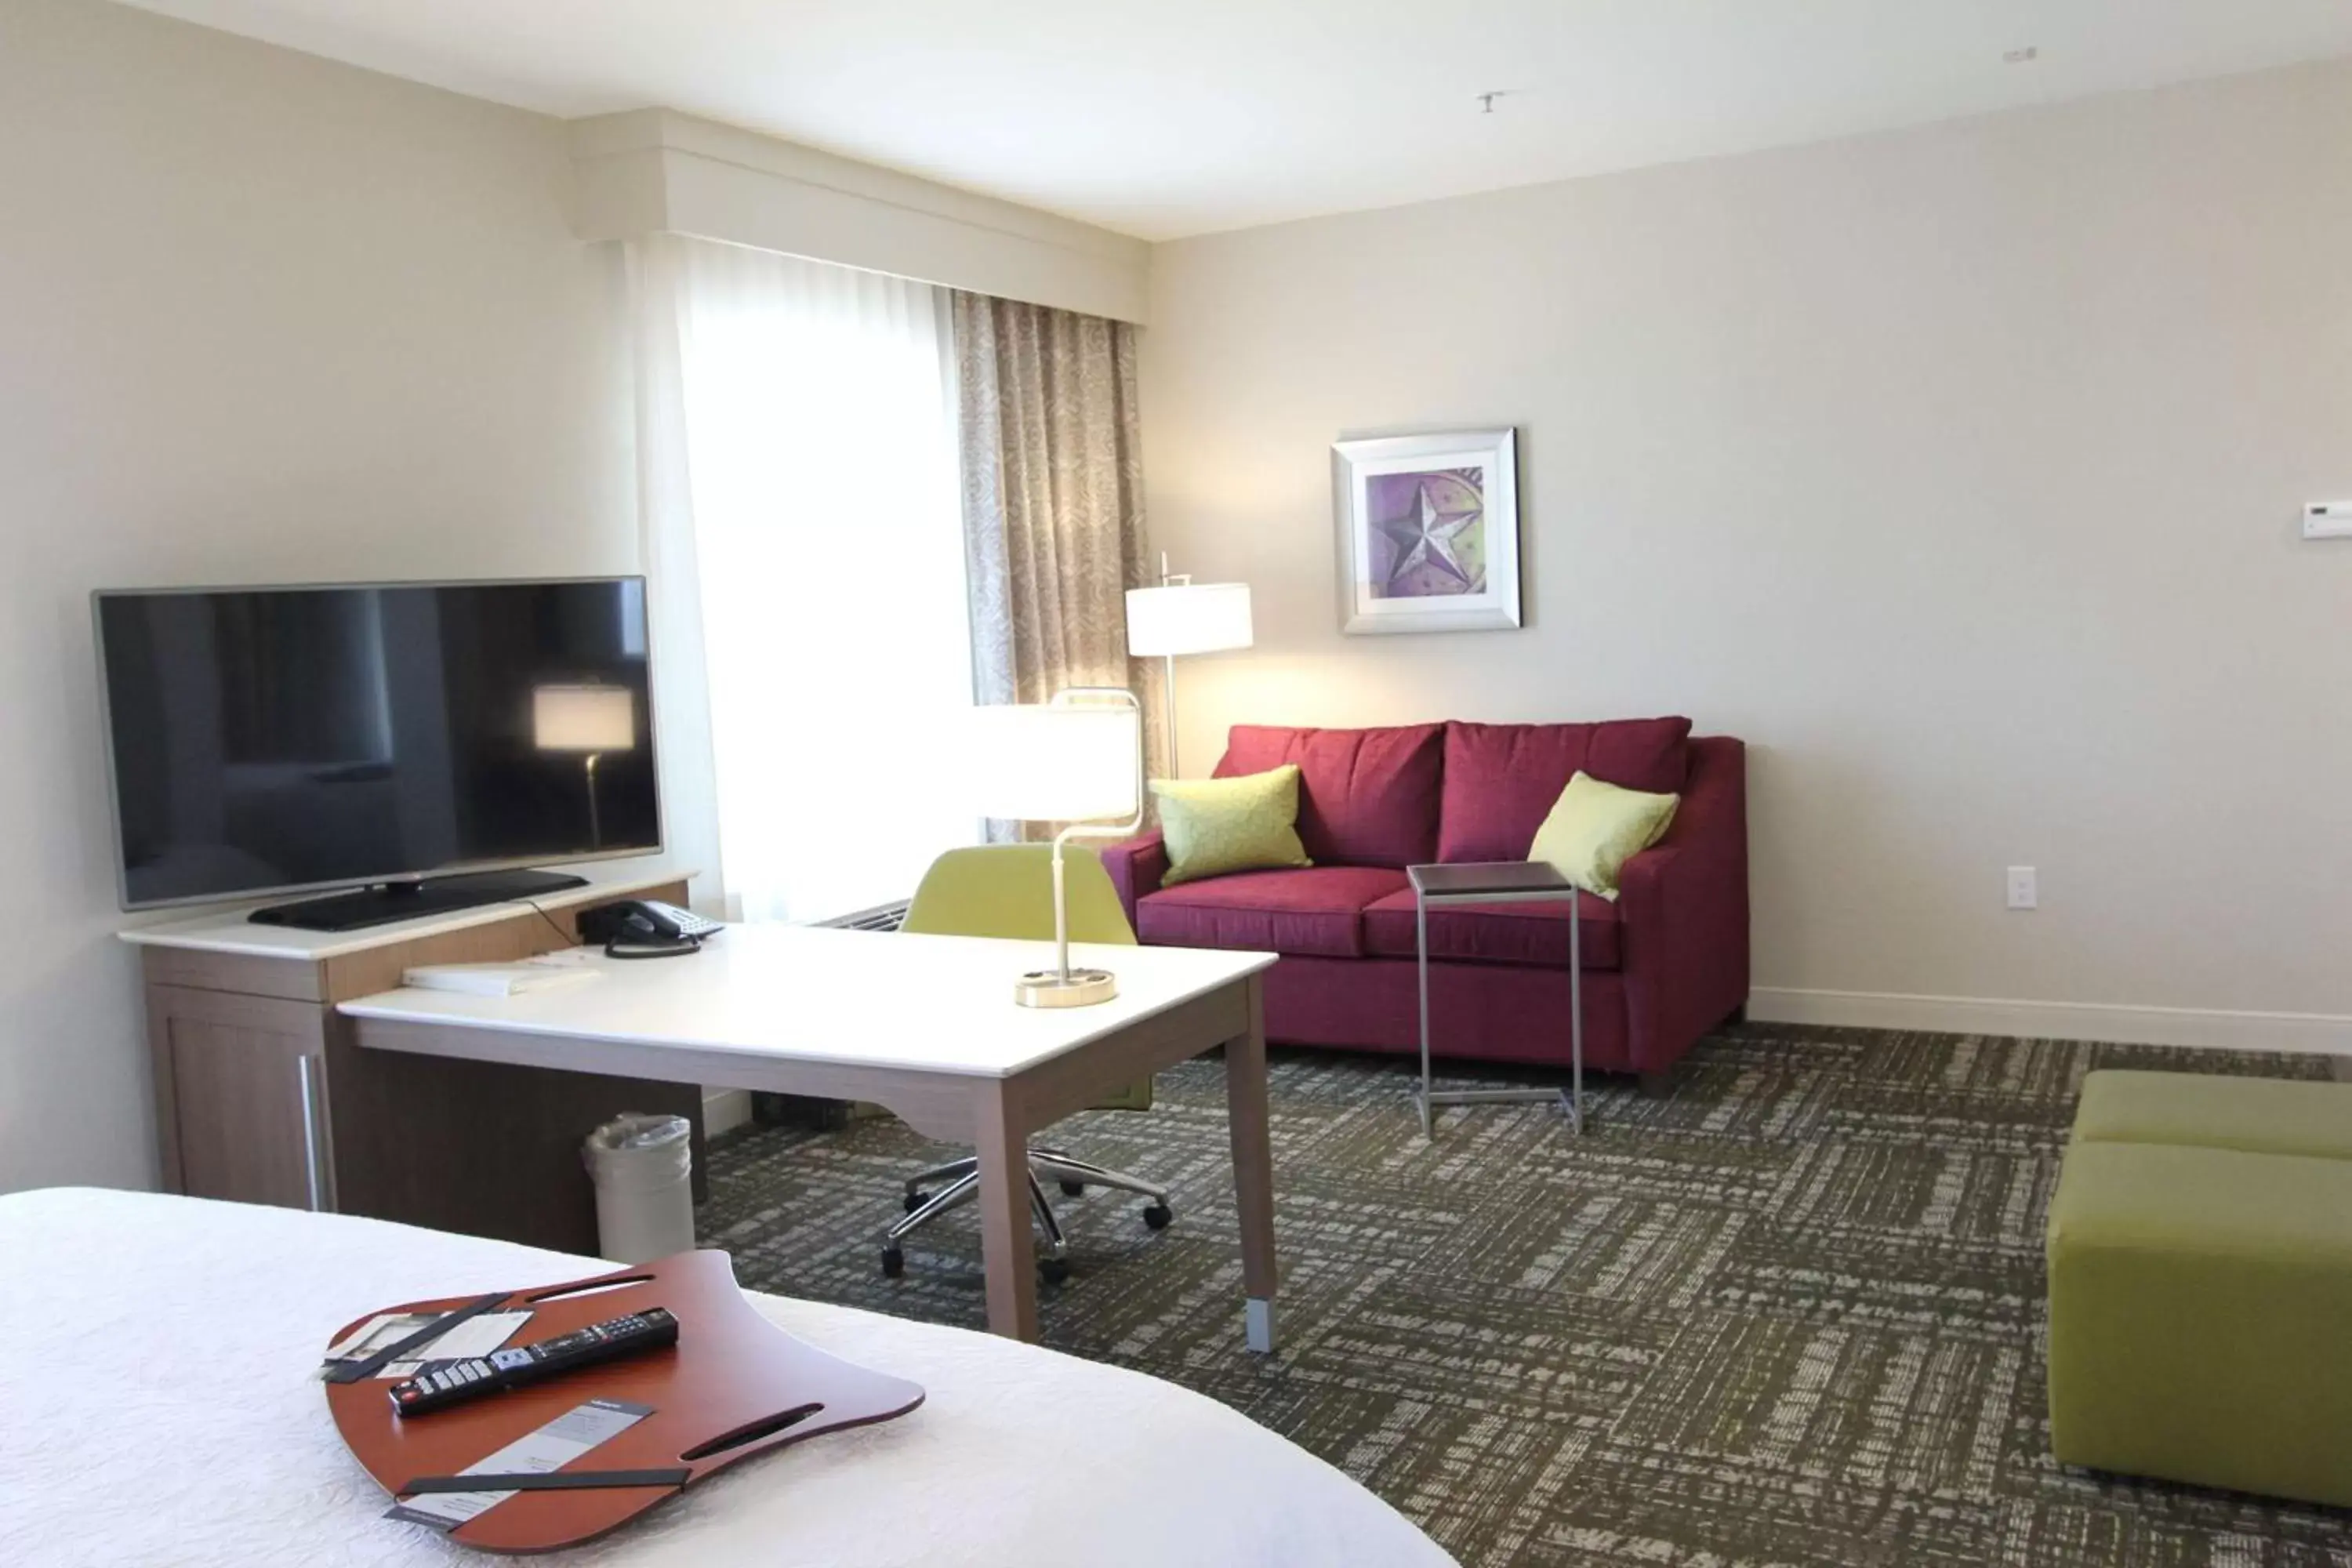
[1151,765,1313,887]
[1529,771,1679,901]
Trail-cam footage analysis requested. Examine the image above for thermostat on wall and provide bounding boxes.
[2305,503,2352,539]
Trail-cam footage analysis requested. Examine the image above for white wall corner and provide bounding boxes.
[1749,988,2352,1058]
[564,140,668,245]
[568,108,1149,324]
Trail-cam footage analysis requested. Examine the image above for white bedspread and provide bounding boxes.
[0,1189,1452,1568]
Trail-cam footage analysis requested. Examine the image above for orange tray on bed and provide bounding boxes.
[322,1250,925,1554]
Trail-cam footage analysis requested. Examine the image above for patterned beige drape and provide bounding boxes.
[953,293,1167,816]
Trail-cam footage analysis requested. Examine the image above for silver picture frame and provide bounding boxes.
[1331,428,1522,634]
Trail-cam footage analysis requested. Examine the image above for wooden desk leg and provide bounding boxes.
[1225,973,1279,1353]
[972,1078,1040,1342]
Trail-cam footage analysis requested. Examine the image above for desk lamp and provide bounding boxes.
[966,688,1143,1007]
[1124,554,1251,777]
[533,684,636,847]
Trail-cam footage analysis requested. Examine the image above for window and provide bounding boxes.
[636,237,973,923]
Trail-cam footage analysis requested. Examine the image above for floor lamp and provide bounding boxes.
[964,688,1145,1008]
[1124,556,1252,778]
[533,684,637,848]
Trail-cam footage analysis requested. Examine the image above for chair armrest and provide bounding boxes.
[1617,739,1749,1072]
[1097,832,1168,935]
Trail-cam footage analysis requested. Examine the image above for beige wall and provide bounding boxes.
[1141,61,2352,1049]
[0,0,637,1191]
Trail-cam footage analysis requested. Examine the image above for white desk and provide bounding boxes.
[341,924,1283,1350]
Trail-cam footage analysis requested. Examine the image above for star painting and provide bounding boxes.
[1333,429,1522,634]
[1367,468,1487,598]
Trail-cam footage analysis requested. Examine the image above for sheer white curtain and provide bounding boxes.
[630,234,974,924]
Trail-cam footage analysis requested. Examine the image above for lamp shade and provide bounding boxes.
[533,684,636,752]
[964,703,1141,823]
[1124,582,1253,657]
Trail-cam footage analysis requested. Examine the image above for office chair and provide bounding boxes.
[881,844,1174,1283]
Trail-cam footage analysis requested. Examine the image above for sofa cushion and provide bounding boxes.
[1438,718,1693,863]
[2075,1070,2352,1163]
[1151,765,1312,887]
[1361,888,1621,971]
[1528,771,1680,902]
[1136,866,1410,958]
[1215,724,1444,869]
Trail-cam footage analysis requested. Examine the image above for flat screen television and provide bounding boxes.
[95,577,660,924]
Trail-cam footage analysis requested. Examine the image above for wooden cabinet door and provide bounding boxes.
[147,984,332,1211]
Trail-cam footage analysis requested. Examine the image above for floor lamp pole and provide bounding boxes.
[1162,652,1180,779]
[583,753,604,848]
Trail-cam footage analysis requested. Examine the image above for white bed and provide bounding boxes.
[0,1189,1453,1568]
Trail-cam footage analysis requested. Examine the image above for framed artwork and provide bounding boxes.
[1330,428,1521,635]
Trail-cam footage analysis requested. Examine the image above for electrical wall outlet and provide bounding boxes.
[2007,866,2038,910]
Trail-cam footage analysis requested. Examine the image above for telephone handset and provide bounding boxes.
[576,898,722,959]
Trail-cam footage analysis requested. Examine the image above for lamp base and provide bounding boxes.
[1014,968,1118,1008]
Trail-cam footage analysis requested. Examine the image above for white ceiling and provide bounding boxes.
[116,1,2352,240]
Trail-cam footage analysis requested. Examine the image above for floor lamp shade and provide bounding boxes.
[533,685,637,752]
[534,684,635,849]
[1124,580,1252,780]
[1124,582,1254,658]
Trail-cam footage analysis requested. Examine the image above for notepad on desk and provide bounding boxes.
[401,956,604,997]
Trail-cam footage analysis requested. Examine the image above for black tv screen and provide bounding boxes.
[96,578,660,909]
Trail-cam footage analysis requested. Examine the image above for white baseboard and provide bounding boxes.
[1748,987,2352,1058]
[702,1087,753,1137]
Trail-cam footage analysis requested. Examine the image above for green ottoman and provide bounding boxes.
[2049,1071,2352,1506]
[2074,1069,2352,1161]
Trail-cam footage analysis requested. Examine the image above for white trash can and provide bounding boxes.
[582,1112,696,1264]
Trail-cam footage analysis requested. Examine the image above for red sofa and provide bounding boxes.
[1100,719,1748,1082]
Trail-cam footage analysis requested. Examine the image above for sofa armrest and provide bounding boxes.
[1098,832,1168,935]
[1617,738,1749,1073]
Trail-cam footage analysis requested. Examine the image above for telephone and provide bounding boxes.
[576,898,722,959]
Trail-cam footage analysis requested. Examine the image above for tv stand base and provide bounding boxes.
[248,869,591,932]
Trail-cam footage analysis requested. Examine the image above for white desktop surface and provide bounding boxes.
[114,862,688,961]
[339,924,1277,1080]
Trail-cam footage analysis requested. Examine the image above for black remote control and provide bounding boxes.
[387,1307,679,1418]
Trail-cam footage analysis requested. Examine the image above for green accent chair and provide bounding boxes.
[879,844,1173,1283]
[2048,1069,2352,1506]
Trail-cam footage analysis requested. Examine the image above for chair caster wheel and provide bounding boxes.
[1058,1179,1086,1197]
[903,1190,928,1214]
[1041,1257,1072,1285]
[1142,1203,1173,1231]
[880,1244,905,1278]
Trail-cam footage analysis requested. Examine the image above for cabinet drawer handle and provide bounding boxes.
[297,1054,325,1213]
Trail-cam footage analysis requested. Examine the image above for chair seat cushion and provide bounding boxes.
[2074,1070,2352,1163]
[1360,888,1621,971]
[1136,866,1409,958]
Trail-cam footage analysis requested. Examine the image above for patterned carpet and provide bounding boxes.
[698,1025,2352,1566]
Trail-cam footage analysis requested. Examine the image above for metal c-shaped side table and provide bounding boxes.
[1406,860,1586,1140]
